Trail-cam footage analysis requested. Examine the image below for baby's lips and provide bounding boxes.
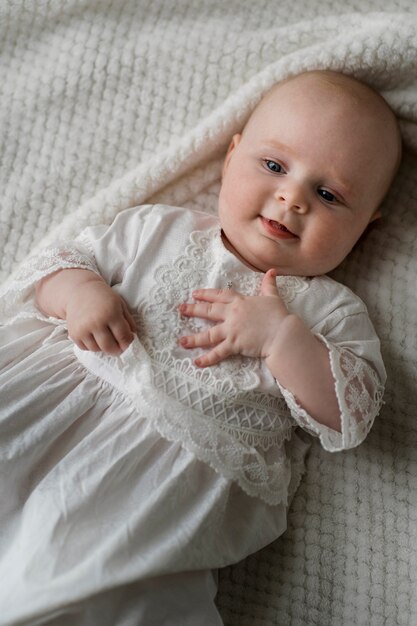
[271,219,297,237]
[261,216,298,239]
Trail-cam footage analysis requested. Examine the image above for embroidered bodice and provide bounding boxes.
[0,204,386,504]
[137,227,312,447]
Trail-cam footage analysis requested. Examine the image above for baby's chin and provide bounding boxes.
[259,262,342,277]
[221,230,345,276]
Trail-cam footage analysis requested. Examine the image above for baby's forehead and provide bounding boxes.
[246,71,401,162]
[242,76,370,144]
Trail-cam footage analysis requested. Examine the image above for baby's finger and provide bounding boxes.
[194,341,231,367]
[260,269,280,297]
[94,328,124,355]
[81,333,101,352]
[191,288,236,303]
[179,324,224,349]
[122,301,137,332]
[179,301,225,322]
[109,319,135,352]
[70,337,89,351]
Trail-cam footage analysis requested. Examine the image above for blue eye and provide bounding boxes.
[318,189,337,203]
[265,160,284,174]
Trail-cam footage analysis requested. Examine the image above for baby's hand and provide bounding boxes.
[178,269,288,367]
[66,279,136,355]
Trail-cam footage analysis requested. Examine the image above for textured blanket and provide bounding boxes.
[1,1,416,624]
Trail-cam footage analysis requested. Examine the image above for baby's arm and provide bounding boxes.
[36,268,136,355]
[179,269,341,431]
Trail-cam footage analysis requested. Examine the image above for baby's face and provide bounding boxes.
[218,73,399,275]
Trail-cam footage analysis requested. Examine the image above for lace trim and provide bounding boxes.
[148,348,293,451]
[279,335,385,452]
[333,343,384,447]
[276,275,310,303]
[76,340,293,506]
[0,244,100,324]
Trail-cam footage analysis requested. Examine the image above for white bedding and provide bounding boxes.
[1,1,416,624]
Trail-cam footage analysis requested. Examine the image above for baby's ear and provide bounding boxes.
[369,208,382,223]
[222,134,241,177]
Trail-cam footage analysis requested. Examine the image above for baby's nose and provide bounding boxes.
[274,185,308,214]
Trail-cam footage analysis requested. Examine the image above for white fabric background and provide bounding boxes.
[1,1,416,624]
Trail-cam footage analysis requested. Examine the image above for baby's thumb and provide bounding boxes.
[260,269,279,297]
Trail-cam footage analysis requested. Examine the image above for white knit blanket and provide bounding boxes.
[1,2,416,624]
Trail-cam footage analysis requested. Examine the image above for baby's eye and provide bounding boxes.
[318,188,337,203]
[264,160,284,174]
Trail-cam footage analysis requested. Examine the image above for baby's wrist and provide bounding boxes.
[263,313,301,365]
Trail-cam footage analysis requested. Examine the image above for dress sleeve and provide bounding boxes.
[0,204,153,324]
[0,240,101,324]
[277,310,386,452]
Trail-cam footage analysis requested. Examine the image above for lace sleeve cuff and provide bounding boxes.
[0,242,100,324]
[277,334,385,452]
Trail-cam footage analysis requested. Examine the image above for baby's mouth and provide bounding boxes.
[269,219,290,233]
[261,217,298,238]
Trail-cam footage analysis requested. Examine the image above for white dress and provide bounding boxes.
[0,204,386,625]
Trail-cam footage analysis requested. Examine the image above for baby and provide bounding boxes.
[0,71,401,625]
